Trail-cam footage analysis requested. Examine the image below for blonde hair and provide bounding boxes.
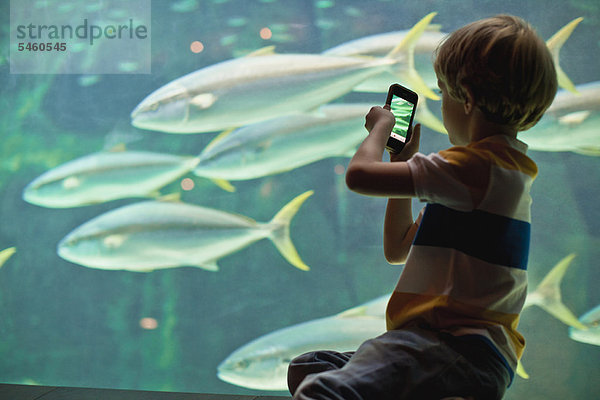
[433,15,557,131]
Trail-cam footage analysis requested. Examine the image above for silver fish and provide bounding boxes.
[520,82,600,156]
[23,151,199,208]
[323,27,445,93]
[193,103,371,184]
[323,17,582,94]
[58,190,313,272]
[221,254,586,389]
[130,13,438,134]
[217,295,388,391]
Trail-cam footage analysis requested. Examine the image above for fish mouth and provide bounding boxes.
[130,103,146,126]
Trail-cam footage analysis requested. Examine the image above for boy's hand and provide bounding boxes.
[390,124,421,162]
[365,105,395,134]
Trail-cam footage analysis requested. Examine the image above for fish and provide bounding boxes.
[23,150,199,208]
[191,102,446,186]
[193,104,371,186]
[219,254,587,389]
[130,13,439,134]
[520,81,600,155]
[322,26,445,93]
[217,295,388,391]
[323,17,582,95]
[523,253,587,330]
[57,190,313,272]
[0,247,16,268]
[569,304,600,346]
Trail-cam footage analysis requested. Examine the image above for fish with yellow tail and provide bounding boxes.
[193,103,371,186]
[519,81,600,156]
[217,295,388,391]
[193,102,445,191]
[323,17,582,95]
[218,255,587,389]
[58,191,313,272]
[23,150,200,208]
[131,13,438,134]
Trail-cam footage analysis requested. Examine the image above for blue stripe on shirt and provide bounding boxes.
[413,204,530,270]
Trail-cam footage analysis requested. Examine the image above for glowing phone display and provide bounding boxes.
[385,84,418,153]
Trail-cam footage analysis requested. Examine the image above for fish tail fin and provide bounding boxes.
[546,17,583,94]
[268,190,314,271]
[416,97,447,134]
[528,253,588,330]
[386,12,440,101]
[0,246,16,268]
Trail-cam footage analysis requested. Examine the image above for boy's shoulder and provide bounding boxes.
[440,135,537,178]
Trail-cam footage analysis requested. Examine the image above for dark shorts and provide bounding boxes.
[287,324,511,400]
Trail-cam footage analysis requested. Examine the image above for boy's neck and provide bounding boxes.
[466,107,518,144]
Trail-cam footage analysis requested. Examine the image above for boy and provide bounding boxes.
[288,15,557,400]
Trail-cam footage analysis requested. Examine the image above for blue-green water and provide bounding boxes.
[1,0,599,398]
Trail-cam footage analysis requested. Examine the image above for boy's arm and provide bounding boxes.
[382,134,421,264]
[345,106,418,198]
[345,106,421,263]
[384,198,417,264]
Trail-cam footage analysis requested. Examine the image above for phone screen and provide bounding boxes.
[385,84,418,153]
[389,94,416,145]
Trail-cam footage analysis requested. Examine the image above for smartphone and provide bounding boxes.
[385,83,418,153]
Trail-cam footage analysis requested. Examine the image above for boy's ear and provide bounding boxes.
[463,85,475,115]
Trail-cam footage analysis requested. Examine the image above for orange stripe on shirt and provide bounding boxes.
[469,140,538,178]
[386,292,525,358]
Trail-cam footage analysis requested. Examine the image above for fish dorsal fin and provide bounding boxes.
[558,110,590,125]
[203,128,236,154]
[157,192,182,202]
[546,17,583,94]
[246,46,276,57]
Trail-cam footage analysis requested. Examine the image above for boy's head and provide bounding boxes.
[433,15,557,131]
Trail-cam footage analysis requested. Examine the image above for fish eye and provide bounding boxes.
[233,360,249,370]
[147,102,159,112]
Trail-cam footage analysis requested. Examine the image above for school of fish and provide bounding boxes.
[13,10,599,394]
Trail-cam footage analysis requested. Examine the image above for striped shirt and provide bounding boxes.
[386,135,537,381]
